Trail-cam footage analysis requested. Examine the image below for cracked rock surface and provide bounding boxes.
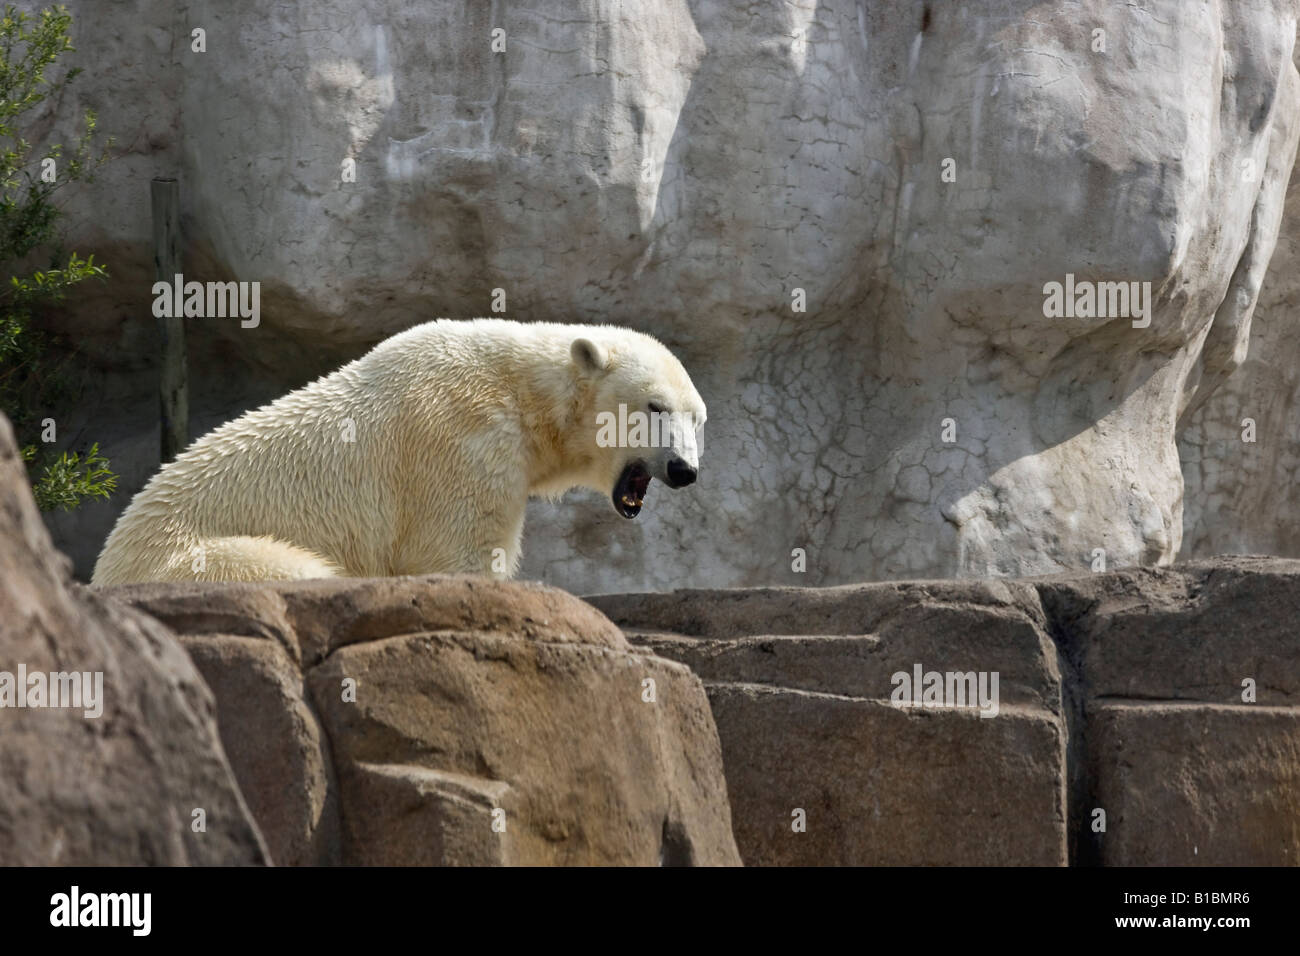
[31,1,1300,590]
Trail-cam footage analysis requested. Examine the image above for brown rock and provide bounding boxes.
[0,413,268,865]
[1036,558,1300,705]
[591,557,1300,866]
[112,575,740,866]
[182,635,340,865]
[1088,704,1300,865]
[708,684,1065,866]
[588,582,1069,866]
[339,764,511,866]
[1037,558,1300,865]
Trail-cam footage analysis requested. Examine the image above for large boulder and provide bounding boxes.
[112,575,741,866]
[0,413,268,865]
[18,0,1299,590]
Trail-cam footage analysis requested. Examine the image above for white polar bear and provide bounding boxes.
[91,319,706,585]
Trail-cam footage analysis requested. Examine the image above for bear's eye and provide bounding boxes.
[648,402,667,415]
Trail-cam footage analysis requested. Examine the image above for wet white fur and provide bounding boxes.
[91,319,705,585]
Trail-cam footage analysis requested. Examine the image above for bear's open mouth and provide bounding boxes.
[613,461,651,518]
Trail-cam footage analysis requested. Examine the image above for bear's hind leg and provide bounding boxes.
[188,535,344,582]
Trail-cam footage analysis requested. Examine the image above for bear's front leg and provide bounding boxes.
[392,489,526,579]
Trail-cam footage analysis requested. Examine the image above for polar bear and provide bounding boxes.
[91,319,706,585]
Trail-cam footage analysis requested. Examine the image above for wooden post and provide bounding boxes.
[151,177,187,462]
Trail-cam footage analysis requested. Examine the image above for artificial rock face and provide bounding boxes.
[0,414,268,866]
[1182,130,1300,560]
[37,1,1300,590]
[111,575,740,866]
[589,556,1300,866]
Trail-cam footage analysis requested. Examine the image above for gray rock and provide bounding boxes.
[22,0,1299,589]
[1183,106,1300,564]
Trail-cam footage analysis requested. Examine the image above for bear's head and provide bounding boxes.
[570,333,706,519]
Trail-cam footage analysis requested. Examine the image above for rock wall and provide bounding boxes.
[74,551,1300,869]
[17,1,1300,594]
[589,556,1300,866]
[88,549,1300,868]
[1182,143,1300,558]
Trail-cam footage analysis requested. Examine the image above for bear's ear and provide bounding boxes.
[570,337,610,375]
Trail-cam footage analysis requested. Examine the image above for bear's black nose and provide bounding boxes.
[666,457,697,488]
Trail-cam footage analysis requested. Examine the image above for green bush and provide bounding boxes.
[0,3,115,511]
